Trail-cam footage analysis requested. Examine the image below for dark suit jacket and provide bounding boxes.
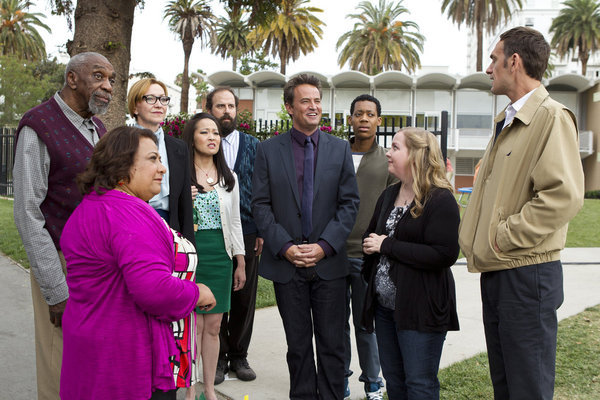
[164,134,194,244]
[251,130,359,284]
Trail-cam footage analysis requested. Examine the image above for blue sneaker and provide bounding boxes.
[344,377,351,399]
[365,382,384,400]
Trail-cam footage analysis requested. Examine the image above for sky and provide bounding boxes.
[32,0,470,85]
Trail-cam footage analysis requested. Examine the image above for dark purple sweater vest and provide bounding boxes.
[16,97,107,249]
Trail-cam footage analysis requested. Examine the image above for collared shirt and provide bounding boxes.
[143,125,170,212]
[502,87,537,129]
[221,129,240,170]
[13,92,101,305]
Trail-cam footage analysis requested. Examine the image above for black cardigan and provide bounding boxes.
[361,183,460,333]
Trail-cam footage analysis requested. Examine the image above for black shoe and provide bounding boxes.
[214,359,229,385]
[229,358,256,381]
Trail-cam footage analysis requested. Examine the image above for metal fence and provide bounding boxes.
[0,113,447,197]
[0,127,16,197]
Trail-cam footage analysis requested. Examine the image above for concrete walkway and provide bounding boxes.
[2,249,599,400]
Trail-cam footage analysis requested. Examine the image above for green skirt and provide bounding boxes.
[194,228,232,314]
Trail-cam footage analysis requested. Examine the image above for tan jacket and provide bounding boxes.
[459,85,584,273]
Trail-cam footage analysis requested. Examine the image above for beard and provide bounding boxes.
[88,89,112,115]
[218,114,237,136]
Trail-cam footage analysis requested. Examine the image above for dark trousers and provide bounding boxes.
[481,261,563,400]
[219,233,259,361]
[274,268,346,400]
[375,305,446,400]
[149,389,176,400]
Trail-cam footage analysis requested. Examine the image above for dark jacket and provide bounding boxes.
[362,183,460,333]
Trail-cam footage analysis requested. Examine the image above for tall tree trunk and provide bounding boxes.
[580,50,589,76]
[280,43,287,75]
[180,27,194,114]
[476,21,483,72]
[232,56,237,71]
[68,0,136,131]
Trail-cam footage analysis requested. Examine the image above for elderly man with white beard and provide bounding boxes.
[13,52,115,400]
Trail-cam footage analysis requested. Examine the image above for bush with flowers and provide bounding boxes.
[161,112,191,139]
[160,111,350,142]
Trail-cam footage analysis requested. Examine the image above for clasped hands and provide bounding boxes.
[362,233,386,255]
[285,243,325,267]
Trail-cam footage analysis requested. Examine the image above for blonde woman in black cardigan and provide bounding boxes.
[362,128,460,400]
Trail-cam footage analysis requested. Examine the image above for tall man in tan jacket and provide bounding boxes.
[459,27,584,400]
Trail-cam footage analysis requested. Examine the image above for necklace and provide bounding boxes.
[397,185,414,207]
[195,162,215,184]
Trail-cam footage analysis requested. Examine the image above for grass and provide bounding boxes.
[0,198,28,267]
[566,199,600,247]
[438,305,600,399]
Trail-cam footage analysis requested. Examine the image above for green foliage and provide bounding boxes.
[237,49,278,75]
[336,0,425,74]
[33,56,66,101]
[175,69,209,106]
[220,0,278,28]
[213,7,252,70]
[550,0,600,76]
[0,198,28,267]
[0,55,52,125]
[0,0,51,61]
[128,71,156,80]
[256,276,275,309]
[247,0,324,75]
[585,190,600,199]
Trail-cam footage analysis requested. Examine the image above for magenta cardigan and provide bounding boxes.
[60,190,199,399]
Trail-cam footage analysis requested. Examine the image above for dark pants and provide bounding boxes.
[344,257,382,385]
[374,305,446,400]
[481,261,563,400]
[219,233,259,361]
[274,267,346,400]
[149,389,176,400]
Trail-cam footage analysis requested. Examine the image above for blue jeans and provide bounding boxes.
[344,258,382,386]
[374,305,446,400]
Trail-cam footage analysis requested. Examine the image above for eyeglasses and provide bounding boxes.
[142,95,170,106]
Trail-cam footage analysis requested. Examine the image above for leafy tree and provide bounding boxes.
[221,0,278,28]
[0,54,50,124]
[213,7,251,71]
[33,56,66,101]
[164,0,215,113]
[336,0,424,75]
[0,0,51,61]
[238,49,278,75]
[248,0,324,75]
[441,0,523,71]
[129,71,156,80]
[549,0,600,76]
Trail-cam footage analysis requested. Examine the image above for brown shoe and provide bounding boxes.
[214,359,228,385]
[229,358,256,381]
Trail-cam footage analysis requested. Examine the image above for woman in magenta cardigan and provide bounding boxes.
[60,126,215,400]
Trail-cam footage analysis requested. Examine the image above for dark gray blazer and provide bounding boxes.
[251,130,359,284]
[165,134,194,244]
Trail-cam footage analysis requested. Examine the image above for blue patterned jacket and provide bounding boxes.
[234,131,259,235]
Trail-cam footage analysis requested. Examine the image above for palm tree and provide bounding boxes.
[0,0,50,61]
[213,7,251,71]
[336,0,424,75]
[549,0,600,76]
[441,0,523,72]
[248,0,324,75]
[164,0,215,113]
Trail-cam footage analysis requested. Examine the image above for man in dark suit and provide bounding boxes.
[252,74,359,399]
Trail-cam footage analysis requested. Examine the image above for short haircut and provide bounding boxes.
[350,94,382,116]
[64,52,110,84]
[283,74,322,105]
[181,112,235,193]
[78,126,157,195]
[205,87,239,112]
[127,78,168,119]
[500,26,550,81]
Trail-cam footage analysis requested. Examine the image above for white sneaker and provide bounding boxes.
[365,387,384,400]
